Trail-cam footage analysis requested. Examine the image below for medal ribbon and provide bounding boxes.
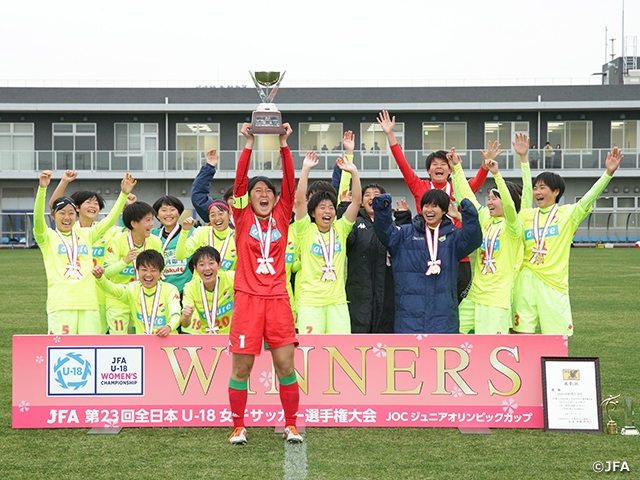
[139,283,162,335]
[209,227,232,264]
[128,231,146,280]
[317,228,336,281]
[430,181,452,197]
[200,279,220,334]
[530,204,558,264]
[161,224,180,252]
[481,220,503,274]
[425,223,441,275]
[254,214,275,275]
[56,229,82,279]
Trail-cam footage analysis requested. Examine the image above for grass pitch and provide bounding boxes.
[0,248,639,479]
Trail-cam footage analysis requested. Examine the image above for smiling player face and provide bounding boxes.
[138,263,162,289]
[428,158,452,184]
[130,213,155,238]
[362,188,381,217]
[421,203,444,227]
[157,204,180,230]
[77,197,101,224]
[195,255,220,288]
[53,205,77,233]
[209,207,230,232]
[313,199,336,232]
[249,182,276,217]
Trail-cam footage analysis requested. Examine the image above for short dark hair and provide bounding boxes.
[490,182,523,213]
[248,176,277,196]
[70,190,105,211]
[362,183,386,196]
[420,189,449,211]
[135,250,164,272]
[223,185,234,203]
[306,180,336,200]
[152,196,185,216]
[123,202,156,230]
[533,172,565,203]
[425,150,449,172]
[188,246,220,273]
[307,190,337,220]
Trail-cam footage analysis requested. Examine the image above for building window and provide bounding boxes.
[484,122,529,146]
[0,123,34,171]
[611,120,638,149]
[176,123,219,170]
[547,121,592,150]
[236,124,281,171]
[113,123,159,171]
[299,123,343,152]
[360,122,404,152]
[52,123,97,170]
[422,122,466,151]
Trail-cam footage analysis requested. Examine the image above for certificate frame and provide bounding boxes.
[541,357,602,433]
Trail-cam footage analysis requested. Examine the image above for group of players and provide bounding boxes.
[34,112,624,444]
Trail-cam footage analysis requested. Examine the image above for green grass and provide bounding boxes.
[1,249,639,479]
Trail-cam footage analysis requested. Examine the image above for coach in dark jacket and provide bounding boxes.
[338,184,411,333]
[373,191,481,334]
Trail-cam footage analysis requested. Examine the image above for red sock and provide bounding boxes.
[228,386,248,428]
[279,382,300,426]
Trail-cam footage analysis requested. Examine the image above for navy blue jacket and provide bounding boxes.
[372,194,482,334]
[191,163,216,223]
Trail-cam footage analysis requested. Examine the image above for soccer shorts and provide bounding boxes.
[48,310,102,335]
[512,268,573,336]
[229,292,297,355]
[297,303,351,334]
[106,304,131,334]
[458,298,511,334]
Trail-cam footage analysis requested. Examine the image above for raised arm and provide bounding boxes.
[279,123,295,211]
[574,148,623,221]
[449,149,481,211]
[47,170,78,210]
[337,130,355,197]
[512,133,532,208]
[175,217,196,260]
[91,173,136,242]
[372,193,402,253]
[93,265,128,301]
[295,151,318,221]
[337,157,362,223]
[34,171,53,245]
[191,149,219,222]
[233,123,255,209]
[488,159,521,237]
[456,199,483,261]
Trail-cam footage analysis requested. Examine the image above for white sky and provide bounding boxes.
[1,0,639,87]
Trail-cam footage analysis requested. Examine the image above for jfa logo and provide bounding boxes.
[48,348,96,395]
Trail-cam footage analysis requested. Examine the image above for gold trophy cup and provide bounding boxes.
[247,71,286,135]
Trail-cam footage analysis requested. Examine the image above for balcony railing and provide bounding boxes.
[0,149,639,174]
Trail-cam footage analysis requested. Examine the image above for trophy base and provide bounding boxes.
[247,110,286,135]
[620,426,640,435]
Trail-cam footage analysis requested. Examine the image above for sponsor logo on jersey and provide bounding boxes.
[285,252,294,263]
[310,242,343,256]
[524,225,560,241]
[249,224,282,243]
[480,238,501,251]
[92,246,105,257]
[58,244,89,255]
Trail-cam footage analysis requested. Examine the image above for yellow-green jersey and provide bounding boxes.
[452,165,522,309]
[104,231,163,285]
[518,171,613,294]
[97,277,181,334]
[181,271,235,334]
[293,214,355,307]
[33,187,128,314]
[87,225,125,305]
[176,226,237,271]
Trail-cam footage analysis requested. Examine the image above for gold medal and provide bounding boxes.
[322,270,337,282]
[257,261,270,275]
[430,264,441,275]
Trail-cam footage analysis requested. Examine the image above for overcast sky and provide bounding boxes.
[1,0,639,87]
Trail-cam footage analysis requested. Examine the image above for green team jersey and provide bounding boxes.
[293,214,355,307]
[151,226,193,293]
[452,165,522,309]
[181,271,235,334]
[176,226,237,271]
[518,171,613,294]
[33,187,128,314]
[97,277,181,334]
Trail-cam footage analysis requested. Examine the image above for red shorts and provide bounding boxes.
[229,292,297,355]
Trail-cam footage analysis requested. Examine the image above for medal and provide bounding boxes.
[481,220,503,274]
[318,227,337,282]
[139,283,162,335]
[425,223,442,276]
[200,279,220,334]
[254,214,275,275]
[529,205,558,265]
[56,229,83,280]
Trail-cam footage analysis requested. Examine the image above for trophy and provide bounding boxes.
[621,396,639,435]
[247,71,287,135]
[601,394,620,434]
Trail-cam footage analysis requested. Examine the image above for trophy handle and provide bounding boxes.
[249,71,286,104]
[266,71,286,103]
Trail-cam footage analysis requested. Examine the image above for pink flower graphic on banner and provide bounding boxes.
[104,418,119,428]
[502,398,518,414]
[35,355,44,364]
[259,371,272,389]
[451,386,463,398]
[414,334,428,341]
[460,342,473,353]
[19,401,30,412]
[563,335,569,347]
[53,336,61,343]
[373,343,387,357]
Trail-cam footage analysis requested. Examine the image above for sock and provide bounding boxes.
[278,372,299,426]
[228,378,248,428]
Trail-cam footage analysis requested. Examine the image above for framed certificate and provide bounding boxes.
[541,357,602,433]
